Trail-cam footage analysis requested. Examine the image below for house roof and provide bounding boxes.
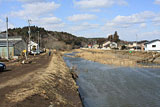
[0,33,23,47]
[29,41,38,45]
[145,39,160,45]
[138,40,148,44]
[0,33,22,40]
[0,40,23,47]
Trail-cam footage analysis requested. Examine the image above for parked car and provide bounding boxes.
[0,63,6,72]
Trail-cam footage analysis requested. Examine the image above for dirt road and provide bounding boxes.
[0,53,82,107]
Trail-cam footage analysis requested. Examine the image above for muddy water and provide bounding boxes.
[63,54,160,107]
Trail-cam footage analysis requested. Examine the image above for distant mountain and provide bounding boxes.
[4,26,102,50]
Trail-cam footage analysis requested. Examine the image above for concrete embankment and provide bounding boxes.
[76,49,160,67]
[0,53,82,107]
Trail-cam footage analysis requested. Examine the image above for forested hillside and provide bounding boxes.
[6,26,103,50]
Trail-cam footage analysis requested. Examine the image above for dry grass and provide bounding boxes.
[76,51,136,67]
[5,53,81,106]
[76,49,160,67]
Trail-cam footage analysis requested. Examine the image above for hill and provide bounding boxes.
[5,26,103,50]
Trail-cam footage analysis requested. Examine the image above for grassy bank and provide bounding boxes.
[76,49,160,68]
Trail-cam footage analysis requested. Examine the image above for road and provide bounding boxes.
[0,53,82,107]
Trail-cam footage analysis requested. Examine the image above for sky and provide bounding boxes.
[0,0,160,41]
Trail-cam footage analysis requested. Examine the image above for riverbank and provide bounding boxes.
[75,49,160,67]
[63,52,160,107]
[0,52,82,107]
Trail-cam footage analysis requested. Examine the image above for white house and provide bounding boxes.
[110,42,118,49]
[145,39,160,52]
[103,41,118,49]
[28,41,38,52]
[102,41,111,47]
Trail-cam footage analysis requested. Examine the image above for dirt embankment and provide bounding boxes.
[0,53,82,107]
[76,49,160,67]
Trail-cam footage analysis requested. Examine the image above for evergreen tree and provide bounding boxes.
[113,31,120,43]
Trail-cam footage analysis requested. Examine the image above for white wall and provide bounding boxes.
[145,41,160,51]
[28,41,38,52]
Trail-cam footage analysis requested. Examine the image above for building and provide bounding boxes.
[0,33,26,59]
[28,41,38,52]
[87,44,92,49]
[127,41,148,51]
[138,40,148,51]
[92,44,99,49]
[145,39,160,52]
[102,41,118,49]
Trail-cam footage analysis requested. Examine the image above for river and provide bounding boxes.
[63,53,160,107]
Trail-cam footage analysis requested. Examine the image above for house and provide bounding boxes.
[145,39,160,52]
[0,33,26,59]
[138,40,148,51]
[118,42,128,50]
[102,41,118,49]
[127,41,148,51]
[28,41,38,52]
[92,44,99,49]
[102,41,111,48]
[110,42,118,49]
[87,44,92,49]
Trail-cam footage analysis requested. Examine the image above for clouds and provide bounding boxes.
[32,17,65,31]
[8,1,64,31]
[101,11,160,40]
[0,19,4,32]
[68,14,97,22]
[154,0,160,5]
[68,22,99,32]
[35,17,62,25]
[140,30,160,40]
[31,16,62,27]
[0,19,14,32]
[0,0,160,40]
[10,2,60,19]
[140,23,147,28]
[74,0,128,11]
[17,0,44,3]
[104,11,159,28]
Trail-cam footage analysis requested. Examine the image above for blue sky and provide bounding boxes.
[0,0,160,41]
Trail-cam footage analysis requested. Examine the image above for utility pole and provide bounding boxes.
[28,19,31,53]
[37,31,39,51]
[6,17,9,60]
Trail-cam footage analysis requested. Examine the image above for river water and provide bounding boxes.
[63,53,160,107]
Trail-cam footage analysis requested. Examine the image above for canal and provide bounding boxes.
[63,53,160,107]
